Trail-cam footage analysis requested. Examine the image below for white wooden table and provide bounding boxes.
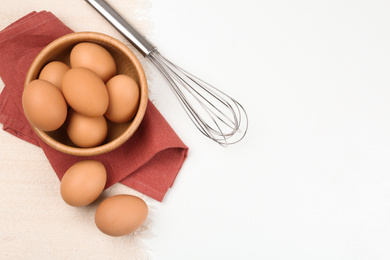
[2,1,390,259]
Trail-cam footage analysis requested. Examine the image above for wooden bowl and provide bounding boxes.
[24,32,148,156]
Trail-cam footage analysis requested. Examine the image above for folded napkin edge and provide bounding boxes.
[0,11,58,44]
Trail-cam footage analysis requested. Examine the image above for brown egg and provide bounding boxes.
[60,160,107,207]
[38,61,70,91]
[104,75,140,123]
[22,79,67,132]
[95,195,148,237]
[62,67,109,117]
[70,42,116,83]
[66,109,107,148]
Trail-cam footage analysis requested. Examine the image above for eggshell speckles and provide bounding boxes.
[22,79,67,132]
[66,109,107,148]
[104,74,140,123]
[60,160,107,207]
[62,67,109,117]
[70,42,116,83]
[95,195,148,237]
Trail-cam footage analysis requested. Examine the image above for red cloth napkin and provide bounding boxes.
[0,11,188,202]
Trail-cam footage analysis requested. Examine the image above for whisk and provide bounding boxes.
[85,0,248,146]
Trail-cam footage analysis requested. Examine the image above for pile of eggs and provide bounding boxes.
[22,42,140,148]
[23,42,148,236]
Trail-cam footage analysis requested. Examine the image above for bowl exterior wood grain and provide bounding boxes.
[24,32,148,156]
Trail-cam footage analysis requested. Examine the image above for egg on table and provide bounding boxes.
[95,194,148,237]
[60,160,107,207]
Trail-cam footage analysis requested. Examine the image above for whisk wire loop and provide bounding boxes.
[149,52,218,140]
[149,50,248,146]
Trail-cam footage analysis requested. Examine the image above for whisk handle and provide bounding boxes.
[85,0,157,56]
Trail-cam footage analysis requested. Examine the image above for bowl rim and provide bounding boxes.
[24,31,148,157]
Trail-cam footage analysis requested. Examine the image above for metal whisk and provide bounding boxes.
[86,0,248,146]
